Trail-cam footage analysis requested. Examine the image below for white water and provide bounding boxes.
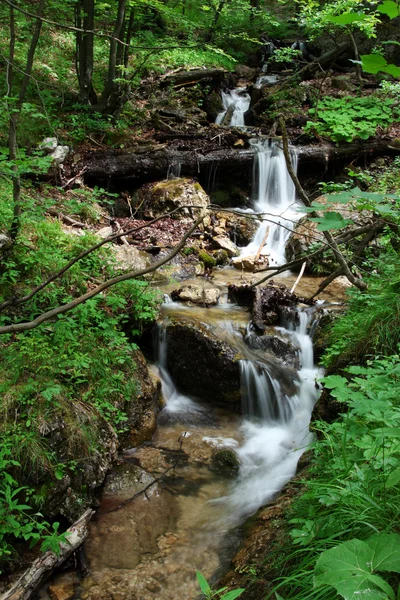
[215,88,250,127]
[240,139,302,266]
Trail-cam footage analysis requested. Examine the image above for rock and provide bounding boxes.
[165,319,242,409]
[0,233,11,250]
[51,145,69,164]
[234,64,257,80]
[48,581,76,600]
[245,333,299,368]
[39,137,58,153]
[172,284,221,305]
[96,226,113,239]
[232,255,269,272]
[112,245,152,272]
[215,211,259,245]
[212,249,230,266]
[331,76,356,91]
[212,235,239,257]
[213,448,240,471]
[203,90,224,121]
[139,178,209,220]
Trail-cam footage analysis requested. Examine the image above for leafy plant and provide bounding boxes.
[196,571,245,600]
[304,95,399,143]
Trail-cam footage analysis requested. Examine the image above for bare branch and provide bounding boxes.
[0,215,204,335]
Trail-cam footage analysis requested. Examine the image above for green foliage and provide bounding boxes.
[196,571,245,599]
[0,445,67,570]
[304,95,399,143]
[314,533,400,600]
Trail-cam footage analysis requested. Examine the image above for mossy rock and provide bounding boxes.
[213,448,240,471]
[198,249,216,268]
[212,249,229,266]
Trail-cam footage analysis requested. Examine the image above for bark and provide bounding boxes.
[101,0,127,112]
[206,0,226,42]
[76,0,97,104]
[1,510,94,600]
[160,68,227,87]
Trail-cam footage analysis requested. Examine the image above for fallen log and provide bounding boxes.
[83,140,399,189]
[160,68,227,87]
[1,509,94,600]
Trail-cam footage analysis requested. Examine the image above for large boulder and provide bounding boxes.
[215,210,259,245]
[171,284,221,306]
[165,319,242,409]
[138,177,210,220]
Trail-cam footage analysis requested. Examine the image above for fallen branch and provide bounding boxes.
[46,208,86,228]
[0,215,204,334]
[290,261,307,295]
[1,509,93,600]
[61,166,88,189]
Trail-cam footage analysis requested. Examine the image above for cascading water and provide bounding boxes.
[222,308,318,521]
[215,88,250,127]
[240,139,302,266]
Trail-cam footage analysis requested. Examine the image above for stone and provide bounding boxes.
[234,64,257,80]
[213,448,240,470]
[215,211,259,245]
[166,319,242,408]
[212,249,230,266]
[48,582,76,600]
[212,235,239,257]
[139,178,209,220]
[51,145,69,163]
[39,137,58,153]
[203,90,224,121]
[96,226,113,239]
[173,284,221,305]
[112,245,151,272]
[245,333,299,368]
[232,255,268,272]
[0,233,11,250]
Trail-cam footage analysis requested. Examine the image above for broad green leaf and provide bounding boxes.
[361,54,388,74]
[327,12,368,25]
[377,1,400,18]
[314,538,395,600]
[196,571,211,595]
[368,533,400,573]
[382,64,400,78]
[309,212,353,231]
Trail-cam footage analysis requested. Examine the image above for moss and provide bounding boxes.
[213,449,240,470]
[181,246,195,256]
[213,249,229,266]
[210,190,231,207]
[197,249,216,268]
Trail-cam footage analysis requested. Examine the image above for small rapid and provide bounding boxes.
[215,88,250,127]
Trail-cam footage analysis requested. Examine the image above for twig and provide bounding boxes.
[61,167,88,189]
[290,261,307,294]
[99,464,176,515]
[46,208,86,228]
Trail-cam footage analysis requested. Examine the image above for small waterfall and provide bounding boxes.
[240,361,295,422]
[240,139,302,266]
[222,307,318,522]
[215,88,250,127]
[154,324,206,419]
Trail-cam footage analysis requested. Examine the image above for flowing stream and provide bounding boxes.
[215,88,250,127]
[38,116,341,600]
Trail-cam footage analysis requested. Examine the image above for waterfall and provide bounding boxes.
[221,307,318,521]
[215,88,250,127]
[240,139,302,266]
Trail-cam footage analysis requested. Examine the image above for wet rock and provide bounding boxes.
[172,284,221,305]
[123,349,162,447]
[212,249,230,266]
[215,211,259,245]
[245,333,299,368]
[234,64,257,80]
[103,462,155,496]
[232,255,269,272]
[203,90,224,121]
[48,581,76,600]
[139,178,209,220]
[213,448,240,471]
[212,235,239,257]
[165,319,241,408]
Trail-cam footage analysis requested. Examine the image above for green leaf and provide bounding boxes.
[314,535,400,600]
[377,1,400,19]
[381,63,400,78]
[361,54,388,74]
[309,212,354,232]
[327,12,368,25]
[196,571,211,595]
[221,590,246,600]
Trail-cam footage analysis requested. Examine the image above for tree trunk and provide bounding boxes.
[76,0,97,105]
[101,0,127,113]
[206,0,226,42]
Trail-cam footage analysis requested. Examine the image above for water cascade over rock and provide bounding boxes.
[215,88,251,127]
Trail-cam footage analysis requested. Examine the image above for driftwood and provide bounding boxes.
[219,104,235,126]
[160,68,227,87]
[1,509,94,600]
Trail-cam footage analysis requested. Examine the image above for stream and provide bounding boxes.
[38,94,346,600]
